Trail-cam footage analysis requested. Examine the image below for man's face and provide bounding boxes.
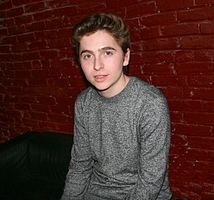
[79,30,130,98]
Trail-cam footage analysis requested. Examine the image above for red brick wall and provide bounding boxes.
[0,0,214,199]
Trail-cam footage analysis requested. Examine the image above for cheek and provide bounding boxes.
[80,62,92,75]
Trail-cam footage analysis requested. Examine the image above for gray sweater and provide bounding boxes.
[61,77,172,200]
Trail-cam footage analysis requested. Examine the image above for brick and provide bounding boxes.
[33,10,53,21]
[171,134,188,147]
[157,0,194,11]
[22,51,40,60]
[152,75,188,86]
[7,79,28,87]
[76,4,107,16]
[32,70,49,78]
[14,15,33,25]
[126,2,157,18]
[45,18,63,29]
[20,96,37,104]
[0,0,12,9]
[14,70,31,79]
[172,123,212,137]
[141,12,177,27]
[6,7,24,17]
[48,113,69,123]
[15,103,30,110]
[4,95,18,103]
[175,62,212,74]
[8,25,26,35]
[13,61,32,69]
[47,38,71,48]
[25,21,46,32]
[31,104,50,112]
[35,30,58,40]
[22,118,39,129]
[37,121,56,130]
[24,2,45,13]
[161,23,199,37]
[59,49,72,59]
[0,28,8,36]
[195,0,214,5]
[12,0,32,6]
[36,96,56,105]
[17,32,35,42]
[180,35,214,49]
[55,97,74,105]
[168,100,204,112]
[161,87,184,99]
[142,51,175,64]
[195,162,214,174]
[50,104,71,115]
[178,7,214,22]
[184,112,214,126]
[200,21,214,34]
[143,38,179,50]
[28,77,47,86]
[106,0,129,9]
[11,42,28,52]
[28,40,47,50]
[1,35,17,44]
[183,88,214,101]
[39,49,58,58]
[169,111,183,122]
[203,101,214,112]
[0,45,10,53]
[203,183,214,193]
[141,63,175,75]
[188,75,214,87]
[54,123,73,133]
[29,111,48,120]
[126,18,142,42]
[194,49,214,61]
[0,11,6,19]
[141,26,160,40]
[47,78,69,87]
[54,6,78,17]
[4,18,15,26]
[202,192,214,200]
[46,0,72,8]
[32,60,43,69]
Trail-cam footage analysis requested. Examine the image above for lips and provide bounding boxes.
[94,75,108,82]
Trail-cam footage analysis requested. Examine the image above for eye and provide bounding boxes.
[82,53,92,60]
[104,50,113,56]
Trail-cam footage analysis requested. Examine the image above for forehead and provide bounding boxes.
[79,30,120,50]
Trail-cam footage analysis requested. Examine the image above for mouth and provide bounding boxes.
[94,75,108,82]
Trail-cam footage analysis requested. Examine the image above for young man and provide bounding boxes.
[61,13,172,200]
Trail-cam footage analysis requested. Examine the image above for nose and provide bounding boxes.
[94,55,103,71]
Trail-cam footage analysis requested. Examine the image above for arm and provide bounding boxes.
[128,97,171,200]
[61,98,93,200]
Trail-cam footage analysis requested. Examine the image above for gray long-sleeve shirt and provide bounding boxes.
[61,76,172,200]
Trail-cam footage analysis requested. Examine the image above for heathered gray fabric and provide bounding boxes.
[61,77,172,200]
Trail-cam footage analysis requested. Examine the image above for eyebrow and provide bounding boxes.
[80,46,117,56]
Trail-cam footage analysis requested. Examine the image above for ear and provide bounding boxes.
[123,48,130,66]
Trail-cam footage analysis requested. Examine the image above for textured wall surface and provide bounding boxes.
[0,0,214,199]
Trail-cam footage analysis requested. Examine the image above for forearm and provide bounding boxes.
[61,150,93,199]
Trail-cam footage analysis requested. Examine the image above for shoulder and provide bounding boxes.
[131,76,167,104]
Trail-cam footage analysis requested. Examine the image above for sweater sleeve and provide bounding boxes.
[61,96,93,200]
[127,96,171,200]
